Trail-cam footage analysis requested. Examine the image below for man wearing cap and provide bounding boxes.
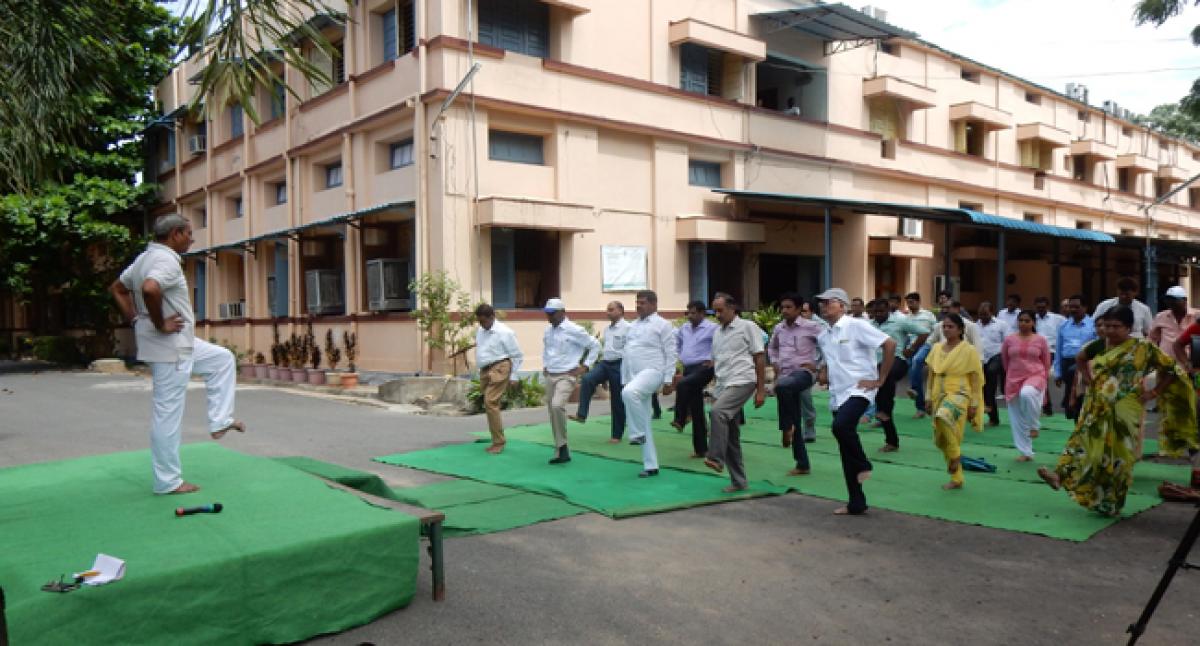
[541,298,601,465]
[1151,286,1197,366]
[474,303,524,454]
[703,292,767,492]
[816,288,896,515]
[1093,277,1153,338]
[570,301,630,443]
[621,290,678,477]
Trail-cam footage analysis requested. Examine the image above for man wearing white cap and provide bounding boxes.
[621,290,678,477]
[815,287,896,515]
[542,298,601,464]
[1150,286,1197,366]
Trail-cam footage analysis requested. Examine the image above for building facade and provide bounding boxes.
[143,0,1200,373]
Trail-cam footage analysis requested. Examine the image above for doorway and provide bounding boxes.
[758,254,823,306]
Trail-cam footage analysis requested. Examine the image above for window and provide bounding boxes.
[680,43,723,96]
[196,208,207,229]
[958,200,983,211]
[491,228,560,309]
[478,0,549,58]
[1191,187,1200,208]
[1071,155,1091,183]
[389,139,414,169]
[333,39,346,85]
[229,104,243,138]
[953,121,985,157]
[488,130,544,165]
[274,182,287,205]
[1122,126,1133,137]
[1077,110,1088,122]
[687,160,722,188]
[1024,92,1041,105]
[961,68,980,83]
[1117,168,1131,193]
[879,41,899,56]
[1193,152,1200,162]
[381,8,397,62]
[1156,178,1172,199]
[232,197,243,219]
[325,162,343,188]
[1023,213,1041,223]
[165,132,176,166]
[1076,221,1093,230]
[270,81,286,120]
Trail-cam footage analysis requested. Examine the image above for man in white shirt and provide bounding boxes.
[926,301,982,347]
[571,301,630,443]
[620,290,678,477]
[816,288,896,516]
[1093,277,1154,338]
[1032,296,1066,414]
[474,303,524,454]
[996,294,1022,331]
[108,214,244,495]
[701,293,767,492]
[542,298,601,465]
[975,302,1009,427]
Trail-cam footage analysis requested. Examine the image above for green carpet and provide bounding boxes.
[487,391,1191,541]
[390,480,588,537]
[273,455,398,500]
[0,444,419,646]
[375,440,788,519]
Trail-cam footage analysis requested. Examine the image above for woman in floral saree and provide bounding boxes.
[1038,305,1198,516]
[925,313,985,490]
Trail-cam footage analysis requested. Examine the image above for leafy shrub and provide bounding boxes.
[30,336,83,364]
[466,374,546,413]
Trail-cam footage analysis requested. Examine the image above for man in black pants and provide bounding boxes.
[869,299,928,452]
[665,301,717,456]
[975,302,1009,427]
[816,288,896,515]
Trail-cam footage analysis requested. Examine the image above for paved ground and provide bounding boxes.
[2,366,1198,645]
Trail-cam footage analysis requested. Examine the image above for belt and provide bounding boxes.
[481,358,512,372]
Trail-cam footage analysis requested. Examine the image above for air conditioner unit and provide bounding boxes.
[305,269,344,315]
[1103,100,1119,115]
[188,135,206,155]
[217,301,245,320]
[933,275,961,300]
[366,258,413,311]
[900,217,923,239]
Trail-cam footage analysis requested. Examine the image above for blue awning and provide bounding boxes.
[712,189,1115,243]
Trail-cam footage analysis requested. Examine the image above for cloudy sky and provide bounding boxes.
[863,0,1199,114]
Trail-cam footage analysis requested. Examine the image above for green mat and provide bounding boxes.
[273,455,398,500]
[375,440,788,519]
[0,444,419,646]
[489,391,1191,541]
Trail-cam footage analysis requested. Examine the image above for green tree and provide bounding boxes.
[409,272,479,375]
[1134,103,1200,144]
[0,1,176,349]
[1134,0,1200,119]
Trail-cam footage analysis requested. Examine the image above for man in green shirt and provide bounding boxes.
[871,299,930,451]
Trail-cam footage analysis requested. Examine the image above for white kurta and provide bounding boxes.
[620,313,678,470]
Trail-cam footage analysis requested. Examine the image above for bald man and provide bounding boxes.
[572,301,631,442]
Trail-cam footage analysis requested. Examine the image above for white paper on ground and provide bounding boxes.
[76,553,126,586]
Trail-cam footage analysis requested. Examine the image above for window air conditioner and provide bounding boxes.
[305,269,344,315]
[366,258,413,311]
[900,218,923,239]
[933,275,961,300]
[188,135,207,155]
[217,301,245,320]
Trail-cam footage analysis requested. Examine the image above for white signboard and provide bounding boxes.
[601,245,648,292]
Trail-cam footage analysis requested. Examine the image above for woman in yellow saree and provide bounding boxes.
[1038,305,1198,516]
[924,313,985,490]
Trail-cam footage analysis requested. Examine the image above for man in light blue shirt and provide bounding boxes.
[542,298,601,464]
[666,301,718,456]
[1054,295,1096,420]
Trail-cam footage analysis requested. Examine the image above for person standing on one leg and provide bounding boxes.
[665,301,716,455]
[703,293,767,492]
[870,299,930,452]
[768,293,823,475]
[571,301,630,443]
[925,314,985,491]
[541,299,600,465]
[108,214,244,496]
[1055,296,1095,421]
[903,292,937,418]
[473,303,524,454]
[621,290,678,477]
[816,288,896,515]
[975,303,1010,427]
[1002,311,1051,462]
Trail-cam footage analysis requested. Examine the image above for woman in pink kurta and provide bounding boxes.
[1001,311,1052,461]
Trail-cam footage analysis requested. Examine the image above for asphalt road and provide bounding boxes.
[1,366,1197,645]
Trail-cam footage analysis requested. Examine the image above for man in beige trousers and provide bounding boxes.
[541,298,600,464]
[474,303,524,454]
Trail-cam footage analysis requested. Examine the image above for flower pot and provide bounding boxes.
[239,363,255,379]
[292,368,308,383]
[340,372,359,388]
[254,364,269,379]
[277,367,291,380]
[325,371,343,386]
[307,369,326,385]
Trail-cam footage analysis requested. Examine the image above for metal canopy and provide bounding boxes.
[755,3,916,55]
[712,189,1116,243]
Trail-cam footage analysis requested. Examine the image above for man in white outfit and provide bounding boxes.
[620,290,678,478]
[109,214,244,495]
[542,298,601,465]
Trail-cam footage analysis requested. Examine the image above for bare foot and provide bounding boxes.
[212,420,245,440]
[607,438,621,444]
[167,482,200,494]
[485,445,504,454]
[721,484,748,493]
[568,414,585,423]
[788,467,811,476]
[942,481,963,490]
[879,444,898,453]
[1037,466,1061,490]
[704,458,724,474]
[857,470,872,484]
[947,457,961,475]
[1030,429,1040,439]
[1015,455,1034,462]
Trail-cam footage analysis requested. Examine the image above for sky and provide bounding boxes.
[862,0,1200,114]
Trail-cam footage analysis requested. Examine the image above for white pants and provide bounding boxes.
[148,338,237,493]
[1007,384,1043,458]
[622,368,664,470]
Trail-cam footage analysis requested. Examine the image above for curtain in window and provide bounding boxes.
[680,43,709,94]
[867,97,900,141]
[382,9,397,61]
[479,0,549,58]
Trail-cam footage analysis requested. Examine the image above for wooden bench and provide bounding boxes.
[315,477,447,602]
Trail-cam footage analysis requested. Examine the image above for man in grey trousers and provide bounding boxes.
[703,292,767,492]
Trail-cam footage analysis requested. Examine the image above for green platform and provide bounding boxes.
[0,445,419,646]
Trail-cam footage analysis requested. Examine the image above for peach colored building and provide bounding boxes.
[141,0,1200,374]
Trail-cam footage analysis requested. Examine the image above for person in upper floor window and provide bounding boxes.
[474,303,524,454]
[996,294,1022,331]
[665,301,717,457]
[904,292,938,419]
[1054,295,1096,421]
[541,298,601,465]
[1033,296,1066,415]
[768,293,824,475]
[975,302,1010,427]
[1093,276,1153,338]
[870,298,930,453]
[571,301,630,443]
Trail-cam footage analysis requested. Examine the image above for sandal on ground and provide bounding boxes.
[211,420,245,440]
[703,458,724,474]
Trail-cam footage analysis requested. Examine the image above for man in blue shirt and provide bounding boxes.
[665,301,718,456]
[1054,295,1096,420]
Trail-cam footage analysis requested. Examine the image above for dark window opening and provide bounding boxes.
[688,160,722,187]
[479,0,549,58]
[489,130,544,165]
[680,42,723,97]
[491,228,560,309]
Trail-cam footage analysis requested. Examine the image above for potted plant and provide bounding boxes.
[307,344,325,385]
[276,340,291,380]
[341,331,359,388]
[268,325,283,379]
[253,352,268,379]
[324,329,343,386]
[290,334,307,383]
